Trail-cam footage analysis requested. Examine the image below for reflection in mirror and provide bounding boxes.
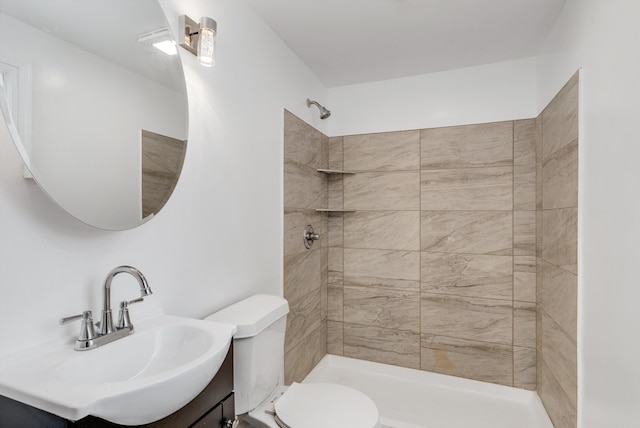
[0,0,189,230]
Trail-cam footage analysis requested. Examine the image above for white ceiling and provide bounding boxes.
[247,0,566,87]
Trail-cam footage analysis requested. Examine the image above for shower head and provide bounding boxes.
[306,98,331,119]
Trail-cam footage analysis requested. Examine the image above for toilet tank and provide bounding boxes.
[205,294,289,414]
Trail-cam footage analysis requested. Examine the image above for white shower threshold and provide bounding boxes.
[302,354,553,428]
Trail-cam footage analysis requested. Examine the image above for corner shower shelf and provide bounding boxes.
[315,209,356,213]
[316,169,356,175]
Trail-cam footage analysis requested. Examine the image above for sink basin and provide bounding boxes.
[0,315,236,425]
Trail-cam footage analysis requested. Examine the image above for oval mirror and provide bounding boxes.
[0,0,188,230]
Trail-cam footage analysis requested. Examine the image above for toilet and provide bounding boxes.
[205,294,380,428]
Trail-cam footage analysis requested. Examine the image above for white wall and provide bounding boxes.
[327,57,538,136]
[0,14,187,229]
[0,0,327,358]
[537,1,640,426]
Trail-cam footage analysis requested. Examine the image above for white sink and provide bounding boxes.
[0,315,236,425]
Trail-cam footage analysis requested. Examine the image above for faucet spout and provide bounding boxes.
[100,266,152,335]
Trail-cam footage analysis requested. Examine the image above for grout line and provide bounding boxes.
[512,120,516,387]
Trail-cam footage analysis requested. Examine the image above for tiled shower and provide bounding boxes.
[283,73,578,427]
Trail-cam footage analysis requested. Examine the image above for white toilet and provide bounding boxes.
[205,294,380,428]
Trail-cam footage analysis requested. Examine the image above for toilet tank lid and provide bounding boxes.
[204,294,289,339]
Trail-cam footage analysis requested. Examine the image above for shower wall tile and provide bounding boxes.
[284,321,327,384]
[540,260,577,341]
[421,294,513,345]
[284,160,326,209]
[539,360,577,428]
[421,253,512,300]
[343,130,420,172]
[420,121,513,169]
[328,137,344,170]
[421,167,513,210]
[344,249,420,281]
[514,256,536,303]
[344,172,420,210]
[284,249,323,303]
[327,321,344,355]
[328,247,344,272]
[543,139,578,210]
[514,211,536,256]
[343,275,420,293]
[540,312,577,407]
[514,346,536,390]
[327,214,344,247]
[328,175,344,210]
[514,119,536,166]
[542,73,579,160]
[344,211,420,251]
[514,302,536,348]
[420,211,512,255]
[514,165,536,210]
[285,287,323,353]
[343,323,420,369]
[284,111,324,169]
[420,335,513,386]
[327,280,343,322]
[343,286,420,332]
[542,208,578,274]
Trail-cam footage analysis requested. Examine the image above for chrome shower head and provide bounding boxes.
[306,98,331,119]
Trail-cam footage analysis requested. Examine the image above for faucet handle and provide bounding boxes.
[117,298,144,330]
[60,310,97,343]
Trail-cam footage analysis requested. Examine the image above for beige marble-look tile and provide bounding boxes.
[514,211,536,256]
[321,281,328,321]
[535,114,543,164]
[328,280,343,322]
[344,275,420,293]
[514,302,536,349]
[540,260,577,341]
[344,248,420,281]
[542,72,579,161]
[538,358,577,428]
[514,119,537,166]
[328,247,343,272]
[421,335,513,386]
[284,209,325,256]
[536,210,543,258]
[344,323,420,369]
[328,136,343,171]
[344,130,420,172]
[284,249,322,303]
[343,286,420,332]
[420,122,513,169]
[543,139,578,210]
[514,165,536,211]
[328,174,344,210]
[421,211,512,255]
[344,172,420,210]
[542,208,578,273]
[421,253,512,300]
[344,211,420,251]
[421,167,513,211]
[536,162,543,210]
[540,311,577,408]
[327,213,344,247]
[421,294,513,345]
[285,288,323,352]
[327,321,344,355]
[284,159,326,209]
[284,322,327,384]
[284,110,324,169]
[514,256,536,303]
[514,346,536,390]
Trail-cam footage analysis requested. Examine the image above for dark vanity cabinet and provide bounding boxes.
[0,345,235,428]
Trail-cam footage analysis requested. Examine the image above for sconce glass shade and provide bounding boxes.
[197,17,216,67]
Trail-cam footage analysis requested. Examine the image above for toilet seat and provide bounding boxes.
[273,382,379,428]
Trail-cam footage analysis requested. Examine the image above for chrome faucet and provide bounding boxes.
[60,266,153,351]
[100,266,153,335]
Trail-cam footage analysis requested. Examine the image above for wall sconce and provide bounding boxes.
[179,15,217,67]
[138,28,177,56]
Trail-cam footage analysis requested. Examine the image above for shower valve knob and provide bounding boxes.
[303,225,321,249]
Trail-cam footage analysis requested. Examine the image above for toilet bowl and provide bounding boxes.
[205,294,379,428]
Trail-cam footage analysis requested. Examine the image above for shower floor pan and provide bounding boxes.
[303,355,553,428]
